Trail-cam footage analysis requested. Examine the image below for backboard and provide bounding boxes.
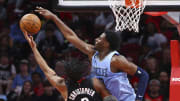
[53,0,180,11]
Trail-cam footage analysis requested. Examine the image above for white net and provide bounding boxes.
[109,0,146,32]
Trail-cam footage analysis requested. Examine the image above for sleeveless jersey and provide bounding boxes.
[0,64,11,80]
[66,78,103,101]
[91,51,136,101]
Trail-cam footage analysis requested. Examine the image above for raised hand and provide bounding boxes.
[23,31,36,49]
[35,7,55,20]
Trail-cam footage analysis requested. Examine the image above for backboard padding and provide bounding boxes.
[54,0,180,11]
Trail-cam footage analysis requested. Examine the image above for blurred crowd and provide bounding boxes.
[0,0,180,101]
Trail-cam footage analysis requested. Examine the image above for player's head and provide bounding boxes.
[64,58,89,81]
[95,30,121,51]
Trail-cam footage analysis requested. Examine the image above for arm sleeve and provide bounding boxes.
[135,67,149,101]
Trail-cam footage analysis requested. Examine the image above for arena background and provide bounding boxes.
[0,0,180,101]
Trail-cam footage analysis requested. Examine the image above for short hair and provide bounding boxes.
[104,30,121,51]
[64,58,89,81]
[149,79,160,86]
[31,72,42,79]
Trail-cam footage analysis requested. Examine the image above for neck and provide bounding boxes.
[98,49,111,60]
[150,91,159,98]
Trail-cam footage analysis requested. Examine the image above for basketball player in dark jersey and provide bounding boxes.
[23,31,118,101]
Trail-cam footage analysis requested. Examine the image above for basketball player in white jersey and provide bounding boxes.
[35,7,149,101]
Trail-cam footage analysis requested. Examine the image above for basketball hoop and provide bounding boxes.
[109,0,146,32]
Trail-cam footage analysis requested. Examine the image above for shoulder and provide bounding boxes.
[89,50,97,61]
[88,48,96,58]
[111,54,126,63]
[13,74,20,80]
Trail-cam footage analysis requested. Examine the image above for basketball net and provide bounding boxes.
[109,0,146,32]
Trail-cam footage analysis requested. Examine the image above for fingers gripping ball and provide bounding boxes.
[20,14,41,35]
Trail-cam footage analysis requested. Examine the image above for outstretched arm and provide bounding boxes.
[111,55,149,101]
[93,78,118,101]
[23,31,67,99]
[35,7,95,58]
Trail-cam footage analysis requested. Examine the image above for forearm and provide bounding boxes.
[135,67,149,101]
[32,48,67,97]
[32,48,55,75]
[51,15,77,39]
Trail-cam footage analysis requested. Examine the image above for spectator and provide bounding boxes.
[160,20,174,42]
[145,56,160,79]
[11,59,31,95]
[31,72,44,97]
[0,94,7,101]
[39,81,61,101]
[159,71,169,101]
[36,23,64,53]
[28,53,44,78]
[159,48,171,73]
[0,0,6,21]
[0,54,16,94]
[41,47,56,68]
[36,24,63,67]
[9,21,26,43]
[7,0,25,13]
[0,36,13,56]
[17,81,37,101]
[145,23,167,52]
[0,26,10,38]
[54,61,65,77]
[95,12,114,28]
[35,23,64,46]
[94,12,114,34]
[9,20,30,60]
[144,79,163,101]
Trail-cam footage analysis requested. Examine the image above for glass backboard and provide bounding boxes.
[53,0,180,11]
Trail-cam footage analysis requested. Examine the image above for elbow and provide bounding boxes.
[144,71,149,81]
[140,69,149,83]
[141,70,149,84]
[135,67,149,82]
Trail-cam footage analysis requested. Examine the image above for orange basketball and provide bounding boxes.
[20,14,41,35]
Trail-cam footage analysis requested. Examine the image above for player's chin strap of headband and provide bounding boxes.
[103,95,118,101]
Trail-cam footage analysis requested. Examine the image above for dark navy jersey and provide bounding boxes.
[66,78,103,101]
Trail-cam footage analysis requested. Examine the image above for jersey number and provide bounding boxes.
[81,97,89,101]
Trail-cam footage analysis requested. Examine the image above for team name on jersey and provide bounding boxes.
[92,67,108,77]
[69,88,95,100]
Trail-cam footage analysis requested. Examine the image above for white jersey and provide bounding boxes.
[91,51,136,101]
